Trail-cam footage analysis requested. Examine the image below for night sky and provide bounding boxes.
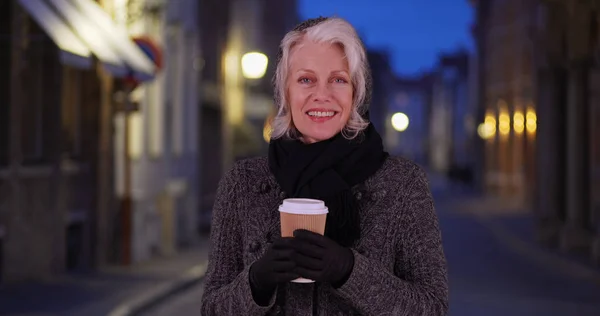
[299,0,474,76]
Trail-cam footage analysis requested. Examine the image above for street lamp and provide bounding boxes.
[478,113,497,140]
[241,52,268,79]
[391,112,409,132]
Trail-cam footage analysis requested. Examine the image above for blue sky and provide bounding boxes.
[298,0,474,76]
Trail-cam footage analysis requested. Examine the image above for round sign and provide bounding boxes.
[124,36,163,89]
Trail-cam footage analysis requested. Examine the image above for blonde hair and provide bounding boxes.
[270,17,371,140]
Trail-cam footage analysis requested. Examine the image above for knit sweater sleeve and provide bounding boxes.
[200,164,276,316]
[334,165,449,316]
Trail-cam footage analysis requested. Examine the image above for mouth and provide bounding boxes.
[306,109,338,122]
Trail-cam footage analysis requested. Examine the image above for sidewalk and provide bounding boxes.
[436,183,600,315]
[0,239,209,316]
[442,184,600,280]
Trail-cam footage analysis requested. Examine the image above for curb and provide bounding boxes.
[107,262,208,316]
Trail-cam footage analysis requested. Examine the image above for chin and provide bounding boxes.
[302,130,339,143]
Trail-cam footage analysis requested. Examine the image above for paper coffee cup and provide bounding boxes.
[279,198,328,283]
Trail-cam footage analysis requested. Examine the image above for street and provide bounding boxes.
[2,1,599,316]
[442,211,600,315]
[140,191,600,316]
[139,283,205,316]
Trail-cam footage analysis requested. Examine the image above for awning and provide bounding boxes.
[46,0,127,76]
[18,0,92,69]
[18,0,156,81]
[70,0,156,81]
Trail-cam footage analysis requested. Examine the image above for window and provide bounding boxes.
[20,17,59,165]
[61,64,104,162]
[61,67,83,159]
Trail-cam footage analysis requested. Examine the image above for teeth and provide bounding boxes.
[307,111,335,117]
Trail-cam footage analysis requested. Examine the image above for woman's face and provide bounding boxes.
[287,40,353,144]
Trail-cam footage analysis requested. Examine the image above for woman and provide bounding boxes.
[200,17,448,316]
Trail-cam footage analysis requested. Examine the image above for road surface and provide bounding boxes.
[143,191,600,315]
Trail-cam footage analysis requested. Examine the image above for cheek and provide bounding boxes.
[289,92,305,114]
[334,89,354,115]
[288,91,308,125]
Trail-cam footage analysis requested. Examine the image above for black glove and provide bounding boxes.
[290,229,355,288]
[249,237,299,305]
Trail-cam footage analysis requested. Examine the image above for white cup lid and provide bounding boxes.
[279,198,329,215]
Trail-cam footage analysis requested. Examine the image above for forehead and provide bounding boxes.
[289,40,348,69]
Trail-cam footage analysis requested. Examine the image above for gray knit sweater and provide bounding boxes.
[200,156,448,316]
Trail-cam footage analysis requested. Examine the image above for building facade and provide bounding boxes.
[102,0,202,264]
[470,0,537,204]
[472,0,600,264]
[0,0,157,282]
[387,76,431,167]
[367,49,397,137]
[531,0,600,263]
[428,50,475,180]
[197,0,298,232]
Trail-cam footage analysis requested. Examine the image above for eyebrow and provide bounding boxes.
[295,69,349,76]
[331,70,350,76]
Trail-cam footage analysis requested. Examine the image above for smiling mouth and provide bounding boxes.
[306,110,337,117]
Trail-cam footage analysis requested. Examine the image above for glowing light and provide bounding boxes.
[391,112,409,132]
[241,52,268,79]
[128,112,143,160]
[478,123,494,139]
[513,111,525,134]
[499,111,510,136]
[478,113,496,140]
[263,120,272,143]
[526,108,537,133]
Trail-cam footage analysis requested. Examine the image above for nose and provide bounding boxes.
[312,82,331,103]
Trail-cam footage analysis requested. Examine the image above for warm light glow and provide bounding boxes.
[498,112,510,136]
[113,0,128,26]
[526,108,537,133]
[391,112,409,132]
[496,100,510,138]
[478,113,496,140]
[263,117,272,143]
[478,123,494,139]
[513,111,525,134]
[128,112,143,160]
[241,52,268,79]
[223,50,244,125]
[224,51,240,80]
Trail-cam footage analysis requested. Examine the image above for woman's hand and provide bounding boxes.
[249,237,299,305]
[291,229,355,288]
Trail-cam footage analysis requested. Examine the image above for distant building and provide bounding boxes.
[387,76,431,167]
[469,0,537,202]
[471,0,600,264]
[367,50,396,136]
[428,50,475,181]
[368,49,434,167]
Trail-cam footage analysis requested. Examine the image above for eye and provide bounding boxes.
[298,77,312,84]
[333,77,348,84]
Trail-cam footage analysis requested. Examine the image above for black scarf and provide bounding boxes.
[268,123,388,247]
